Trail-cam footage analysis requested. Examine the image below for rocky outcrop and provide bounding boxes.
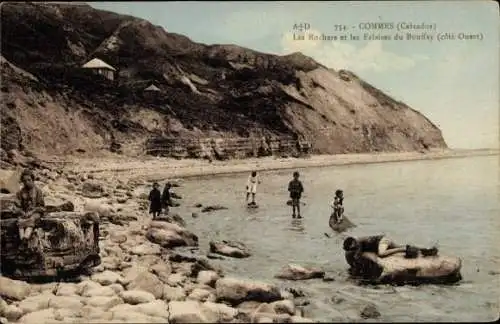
[275,264,325,281]
[209,240,251,259]
[0,2,447,161]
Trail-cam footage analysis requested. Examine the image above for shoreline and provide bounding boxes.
[62,148,499,181]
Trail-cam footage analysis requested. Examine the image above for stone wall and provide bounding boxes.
[145,136,311,160]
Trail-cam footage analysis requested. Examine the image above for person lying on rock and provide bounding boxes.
[343,235,439,264]
[14,169,45,243]
[330,189,344,223]
[161,182,172,215]
[148,182,162,219]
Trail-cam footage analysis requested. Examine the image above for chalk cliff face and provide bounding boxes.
[0,2,447,161]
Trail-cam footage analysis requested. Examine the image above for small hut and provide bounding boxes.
[82,58,116,81]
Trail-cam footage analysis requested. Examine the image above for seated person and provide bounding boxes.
[15,169,45,243]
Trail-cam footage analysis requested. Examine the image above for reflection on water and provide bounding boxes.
[153,155,499,322]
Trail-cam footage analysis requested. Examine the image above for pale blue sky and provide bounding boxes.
[89,1,499,149]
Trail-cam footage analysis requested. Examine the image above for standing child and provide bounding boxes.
[246,171,260,205]
[331,189,344,223]
[288,171,304,218]
[162,182,173,215]
[148,182,162,219]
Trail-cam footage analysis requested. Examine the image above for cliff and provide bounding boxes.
[0,2,447,163]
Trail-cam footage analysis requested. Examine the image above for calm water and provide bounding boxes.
[158,155,499,322]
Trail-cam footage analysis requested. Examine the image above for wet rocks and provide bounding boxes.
[275,264,325,281]
[209,240,251,258]
[146,221,198,248]
[201,205,228,213]
[360,304,381,319]
[215,277,283,305]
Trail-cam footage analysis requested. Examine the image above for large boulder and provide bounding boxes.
[215,277,282,306]
[146,221,198,248]
[0,277,32,301]
[209,240,251,258]
[274,264,325,280]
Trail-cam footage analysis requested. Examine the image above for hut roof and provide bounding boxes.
[144,84,161,92]
[82,58,116,71]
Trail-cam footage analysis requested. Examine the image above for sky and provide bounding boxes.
[88,1,499,149]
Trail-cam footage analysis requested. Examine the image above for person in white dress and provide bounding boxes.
[246,171,261,205]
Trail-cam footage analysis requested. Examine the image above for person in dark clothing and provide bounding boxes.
[148,182,162,219]
[331,189,344,223]
[343,235,439,270]
[288,171,304,219]
[161,182,173,215]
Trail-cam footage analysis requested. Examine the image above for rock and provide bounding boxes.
[360,304,381,319]
[110,233,128,244]
[322,273,336,282]
[44,200,75,213]
[192,212,199,218]
[120,290,156,305]
[270,300,296,315]
[167,273,187,287]
[81,286,117,297]
[18,293,51,314]
[109,283,125,294]
[135,300,170,318]
[0,277,31,301]
[215,277,283,306]
[85,296,124,310]
[48,295,84,309]
[194,203,203,208]
[154,213,186,227]
[3,305,23,321]
[129,243,162,256]
[209,240,251,258]
[91,270,125,286]
[150,262,173,283]
[290,315,315,323]
[162,285,187,302]
[201,205,228,213]
[207,253,226,260]
[126,271,164,299]
[80,306,113,321]
[17,308,56,324]
[275,264,325,280]
[81,181,106,198]
[197,270,220,287]
[54,283,79,296]
[187,288,216,302]
[146,221,198,248]
[84,200,114,217]
[168,300,218,323]
[116,197,128,204]
[203,301,239,322]
[54,308,81,321]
